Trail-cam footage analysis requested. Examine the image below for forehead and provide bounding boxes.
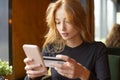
[55,6,66,19]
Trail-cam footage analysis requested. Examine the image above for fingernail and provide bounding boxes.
[56,55,61,57]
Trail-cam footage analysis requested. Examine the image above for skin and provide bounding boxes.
[24,6,90,80]
[55,6,82,48]
[24,58,47,79]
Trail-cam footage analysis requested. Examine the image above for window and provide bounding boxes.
[94,0,118,41]
[0,0,9,61]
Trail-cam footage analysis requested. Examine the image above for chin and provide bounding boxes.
[62,37,70,40]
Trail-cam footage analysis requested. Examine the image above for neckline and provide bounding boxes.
[65,41,85,49]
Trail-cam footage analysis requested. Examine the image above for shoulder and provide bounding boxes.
[79,41,106,51]
[88,41,106,49]
[85,41,108,56]
[90,41,108,58]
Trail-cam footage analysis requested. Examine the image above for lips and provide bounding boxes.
[61,33,68,37]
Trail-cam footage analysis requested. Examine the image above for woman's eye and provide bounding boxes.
[56,21,60,24]
[65,21,70,23]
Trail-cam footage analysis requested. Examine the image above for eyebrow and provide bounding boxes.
[55,17,66,21]
[55,18,59,20]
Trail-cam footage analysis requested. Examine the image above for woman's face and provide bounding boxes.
[55,6,80,41]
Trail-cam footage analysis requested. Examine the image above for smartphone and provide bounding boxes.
[22,44,46,70]
[23,44,65,68]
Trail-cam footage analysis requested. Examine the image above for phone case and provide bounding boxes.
[23,44,46,70]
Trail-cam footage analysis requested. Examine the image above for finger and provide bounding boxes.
[27,69,47,78]
[54,64,73,74]
[27,68,47,75]
[51,62,63,68]
[54,67,70,77]
[54,67,64,75]
[23,58,33,65]
[25,64,42,70]
[56,55,76,64]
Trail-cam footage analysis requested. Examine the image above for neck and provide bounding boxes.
[66,38,83,48]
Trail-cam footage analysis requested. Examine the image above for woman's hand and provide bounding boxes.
[52,55,90,80]
[23,58,48,79]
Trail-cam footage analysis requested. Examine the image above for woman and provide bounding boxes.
[105,23,120,48]
[24,0,110,80]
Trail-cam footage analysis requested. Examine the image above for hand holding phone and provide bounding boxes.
[23,44,46,70]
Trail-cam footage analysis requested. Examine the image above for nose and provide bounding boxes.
[60,22,66,31]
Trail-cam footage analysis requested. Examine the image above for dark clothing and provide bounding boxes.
[24,42,111,80]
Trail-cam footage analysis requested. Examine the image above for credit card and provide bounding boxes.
[43,56,65,67]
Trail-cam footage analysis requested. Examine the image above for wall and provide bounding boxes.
[12,0,50,79]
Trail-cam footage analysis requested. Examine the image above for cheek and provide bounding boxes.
[56,27,61,35]
[70,29,79,36]
[56,26,60,33]
[70,28,78,33]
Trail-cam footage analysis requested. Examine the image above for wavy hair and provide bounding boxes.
[43,0,93,53]
[105,23,120,48]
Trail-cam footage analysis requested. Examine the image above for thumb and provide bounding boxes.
[56,55,76,64]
